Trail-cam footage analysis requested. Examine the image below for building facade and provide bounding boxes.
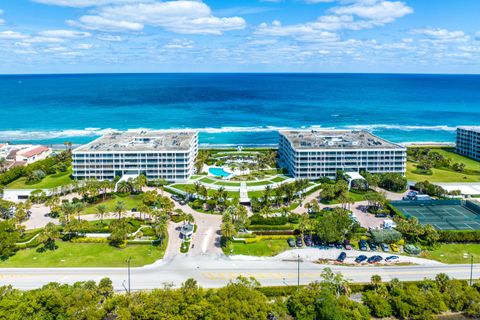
[73,131,198,182]
[278,130,406,179]
[457,127,480,161]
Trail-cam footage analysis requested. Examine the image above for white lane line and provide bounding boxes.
[202,228,212,253]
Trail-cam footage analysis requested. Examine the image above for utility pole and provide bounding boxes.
[297,254,300,287]
[127,257,132,293]
[470,255,474,286]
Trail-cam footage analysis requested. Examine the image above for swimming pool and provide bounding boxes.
[209,167,230,178]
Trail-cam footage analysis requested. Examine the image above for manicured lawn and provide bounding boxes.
[0,241,166,267]
[7,169,73,189]
[215,181,241,187]
[407,162,480,183]
[246,180,273,187]
[248,190,265,198]
[82,195,144,214]
[422,243,480,264]
[407,147,480,183]
[271,176,288,183]
[199,177,216,184]
[320,191,374,204]
[170,184,240,199]
[230,239,291,256]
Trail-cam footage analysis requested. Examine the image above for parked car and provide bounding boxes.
[367,255,383,264]
[296,236,303,247]
[359,240,368,251]
[335,242,343,249]
[131,207,137,212]
[385,255,399,262]
[368,241,377,251]
[355,255,368,263]
[179,199,187,205]
[328,242,335,248]
[304,235,313,247]
[390,243,400,252]
[312,235,321,246]
[343,240,352,250]
[171,194,181,201]
[287,238,296,248]
[380,243,390,252]
[336,252,347,263]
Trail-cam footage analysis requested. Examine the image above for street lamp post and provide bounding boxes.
[297,254,300,287]
[470,255,474,286]
[127,256,132,293]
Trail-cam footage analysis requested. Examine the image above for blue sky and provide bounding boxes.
[0,0,479,73]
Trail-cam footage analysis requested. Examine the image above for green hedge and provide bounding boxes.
[438,230,480,243]
[248,225,295,231]
[386,203,406,219]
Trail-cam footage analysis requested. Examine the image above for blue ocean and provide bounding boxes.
[0,73,479,147]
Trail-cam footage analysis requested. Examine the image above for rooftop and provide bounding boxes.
[279,130,404,150]
[74,131,197,152]
[18,146,50,158]
[458,126,480,133]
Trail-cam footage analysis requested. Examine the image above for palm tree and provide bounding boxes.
[114,201,127,220]
[95,204,109,224]
[116,181,132,194]
[186,213,195,225]
[39,222,60,250]
[73,202,84,220]
[45,196,60,215]
[221,221,236,245]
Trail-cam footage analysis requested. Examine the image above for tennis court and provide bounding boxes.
[391,199,480,230]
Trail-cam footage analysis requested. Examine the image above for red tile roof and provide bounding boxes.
[18,146,50,158]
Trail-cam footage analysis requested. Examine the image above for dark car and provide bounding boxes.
[131,207,137,212]
[296,236,303,247]
[335,242,343,249]
[170,194,181,201]
[367,255,383,264]
[287,238,296,248]
[304,235,313,247]
[336,252,347,263]
[343,240,352,250]
[355,255,368,263]
[312,235,321,246]
[359,240,368,251]
[380,243,390,252]
[368,241,378,251]
[179,199,187,205]
[385,255,399,262]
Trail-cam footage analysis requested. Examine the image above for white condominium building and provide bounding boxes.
[278,130,406,179]
[73,131,198,182]
[457,126,480,161]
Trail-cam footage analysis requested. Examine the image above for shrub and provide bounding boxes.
[370,229,403,244]
[438,230,480,243]
[70,237,109,244]
[248,225,294,231]
[404,244,421,255]
[386,203,406,219]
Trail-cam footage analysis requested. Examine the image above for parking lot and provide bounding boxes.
[231,248,443,266]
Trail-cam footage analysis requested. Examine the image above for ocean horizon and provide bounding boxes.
[0,73,478,146]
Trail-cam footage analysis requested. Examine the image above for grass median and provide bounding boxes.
[0,241,166,268]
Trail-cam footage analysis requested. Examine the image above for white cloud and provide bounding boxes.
[68,15,144,32]
[26,36,65,43]
[69,1,246,34]
[330,1,413,24]
[76,43,93,49]
[38,29,91,38]
[96,34,122,41]
[256,0,412,41]
[305,0,336,3]
[0,30,30,40]
[31,0,149,8]
[164,38,194,49]
[412,28,470,43]
[475,31,480,41]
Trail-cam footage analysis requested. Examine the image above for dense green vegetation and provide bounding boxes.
[1,271,480,319]
[407,147,480,182]
[0,241,166,267]
[6,168,73,189]
[0,150,72,188]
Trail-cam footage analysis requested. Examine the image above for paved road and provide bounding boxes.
[0,254,478,291]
